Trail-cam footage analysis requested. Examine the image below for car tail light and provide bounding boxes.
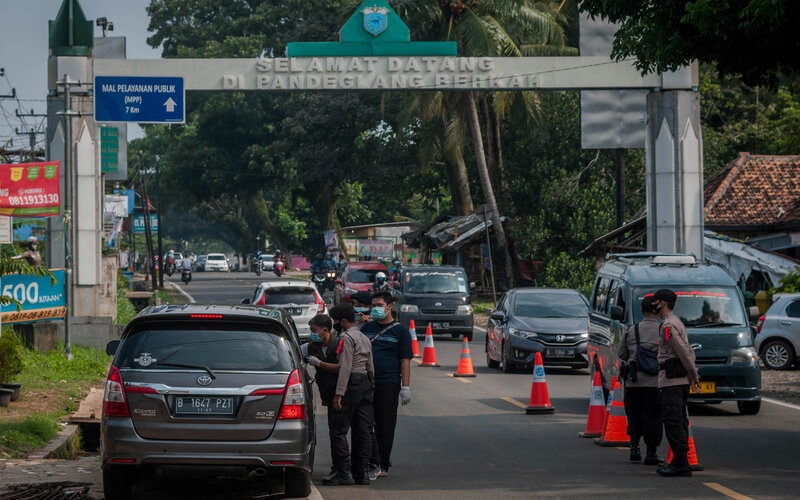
[278,369,306,420]
[190,313,224,319]
[103,366,159,418]
[315,293,326,314]
[756,314,766,334]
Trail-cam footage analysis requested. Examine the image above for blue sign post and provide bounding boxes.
[94,76,185,123]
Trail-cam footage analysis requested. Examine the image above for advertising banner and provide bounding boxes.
[0,162,61,216]
[0,270,66,324]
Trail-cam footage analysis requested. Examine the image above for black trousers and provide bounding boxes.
[624,385,662,449]
[328,373,374,471]
[373,382,401,470]
[659,384,689,467]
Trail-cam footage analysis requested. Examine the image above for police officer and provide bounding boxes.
[323,304,375,486]
[652,289,701,477]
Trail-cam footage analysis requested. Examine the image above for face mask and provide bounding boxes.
[370,306,387,320]
[354,307,369,313]
[333,322,343,333]
[653,302,664,313]
[309,332,322,343]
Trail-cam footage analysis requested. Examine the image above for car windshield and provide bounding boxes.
[117,327,293,372]
[632,286,747,326]
[404,271,469,293]
[513,292,588,318]
[208,255,225,261]
[261,288,316,305]
[349,269,383,283]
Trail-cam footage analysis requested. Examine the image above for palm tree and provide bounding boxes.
[392,0,575,286]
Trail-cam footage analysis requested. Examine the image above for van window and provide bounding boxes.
[632,286,747,326]
[405,271,468,294]
[593,276,611,313]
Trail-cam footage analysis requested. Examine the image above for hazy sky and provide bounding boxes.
[1,0,161,150]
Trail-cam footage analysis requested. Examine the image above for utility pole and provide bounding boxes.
[155,157,163,289]
[14,109,47,162]
[55,74,84,361]
[138,152,158,291]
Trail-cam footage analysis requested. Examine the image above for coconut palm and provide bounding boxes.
[391,0,576,286]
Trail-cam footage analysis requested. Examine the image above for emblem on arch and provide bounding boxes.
[362,6,389,37]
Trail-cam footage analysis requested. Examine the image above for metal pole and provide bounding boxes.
[156,158,163,289]
[483,205,497,303]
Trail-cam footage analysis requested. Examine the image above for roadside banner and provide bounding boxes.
[0,270,66,324]
[0,162,61,216]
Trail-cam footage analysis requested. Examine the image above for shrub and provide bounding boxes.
[0,328,25,383]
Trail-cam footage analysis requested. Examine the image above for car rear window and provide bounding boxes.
[349,269,382,283]
[263,288,316,304]
[116,326,294,372]
[207,255,225,261]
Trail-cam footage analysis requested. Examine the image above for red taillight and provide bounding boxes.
[756,315,766,334]
[316,294,326,314]
[278,369,306,420]
[103,366,158,418]
[189,313,224,319]
[103,366,130,417]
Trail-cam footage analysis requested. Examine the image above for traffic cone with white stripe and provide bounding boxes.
[595,376,630,446]
[526,352,555,414]
[453,337,476,377]
[409,319,421,358]
[665,409,704,471]
[579,371,606,438]
[419,324,440,367]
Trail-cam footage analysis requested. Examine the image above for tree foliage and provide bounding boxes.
[577,0,800,87]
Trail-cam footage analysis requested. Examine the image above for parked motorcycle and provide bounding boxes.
[312,272,326,293]
[273,259,285,277]
[181,269,192,285]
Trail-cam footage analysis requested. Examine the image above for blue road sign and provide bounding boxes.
[94,76,185,123]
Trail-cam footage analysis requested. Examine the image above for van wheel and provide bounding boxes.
[737,400,761,415]
[761,339,795,370]
[502,344,515,373]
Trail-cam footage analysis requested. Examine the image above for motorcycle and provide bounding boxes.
[273,259,285,277]
[312,272,326,293]
[252,258,262,277]
[181,269,192,285]
[164,260,175,277]
[325,270,337,291]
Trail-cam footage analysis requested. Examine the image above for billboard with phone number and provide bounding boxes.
[1,270,66,324]
[0,162,61,216]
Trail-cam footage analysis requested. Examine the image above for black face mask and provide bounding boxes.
[333,322,343,333]
[653,302,664,313]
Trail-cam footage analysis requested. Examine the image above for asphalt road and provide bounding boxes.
[3,271,800,499]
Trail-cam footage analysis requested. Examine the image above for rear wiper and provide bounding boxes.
[151,351,216,379]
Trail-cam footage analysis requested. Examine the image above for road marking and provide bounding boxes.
[502,396,527,409]
[447,374,472,383]
[704,482,753,500]
[762,397,800,411]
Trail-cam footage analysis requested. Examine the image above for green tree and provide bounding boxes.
[576,0,800,86]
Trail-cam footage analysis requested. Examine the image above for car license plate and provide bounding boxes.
[430,322,450,329]
[545,348,575,358]
[175,396,234,415]
[690,381,716,394]
[286,307,302,315]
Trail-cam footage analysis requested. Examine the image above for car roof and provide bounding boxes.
[258,279,316,289]
[125,304,294,332]
[597,252,735,287]
[207,253,226,258]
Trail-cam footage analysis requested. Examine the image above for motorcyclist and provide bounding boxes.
[274,249,283,264]
[323,252,337,272]
[371,271,391,293]
[252,250,263,272]
[389,259,402,283]
[180,254,193,272]
[310,253,326,275]
[166,250,176,271]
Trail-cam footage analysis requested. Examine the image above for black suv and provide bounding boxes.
[101,304,315,499]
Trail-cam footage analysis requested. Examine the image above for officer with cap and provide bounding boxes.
[323,303,375,486]
[651,288,701,477]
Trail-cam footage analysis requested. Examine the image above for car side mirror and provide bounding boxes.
[490,311,505,323]
[610,305,624,321]
[106,339,120,356]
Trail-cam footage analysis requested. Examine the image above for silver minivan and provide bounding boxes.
[588,253,761,415]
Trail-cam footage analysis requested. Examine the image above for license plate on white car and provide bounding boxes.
[286,307,302,315]
[175,396,235,415]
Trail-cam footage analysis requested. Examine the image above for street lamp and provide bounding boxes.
[96,17,114,37]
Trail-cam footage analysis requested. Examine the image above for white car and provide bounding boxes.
[242,279,327,339]
[260,254,275,271]
[205,253,229,272]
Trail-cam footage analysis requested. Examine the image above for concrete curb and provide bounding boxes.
[28,423,80,459]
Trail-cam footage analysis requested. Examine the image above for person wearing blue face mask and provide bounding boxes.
[351,292,374,325]
[359,290,413,478]
[303,314,342,480]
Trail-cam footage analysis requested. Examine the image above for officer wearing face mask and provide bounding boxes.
[359,290,413,478]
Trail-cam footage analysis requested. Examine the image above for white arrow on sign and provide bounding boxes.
[163,97,177,112]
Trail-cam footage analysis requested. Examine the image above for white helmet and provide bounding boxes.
[376,272,386,281]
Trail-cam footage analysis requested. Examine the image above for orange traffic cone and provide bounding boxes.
[666,409,704,471]
[579,371,606,438]
[526,352,555,414]
[419,324,440,367]
[595,377,630,446]
[409,319,421,358]
[453,337,476,377]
